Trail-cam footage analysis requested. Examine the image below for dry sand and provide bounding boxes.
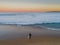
[0,25,60,45]
[0,37,60,45]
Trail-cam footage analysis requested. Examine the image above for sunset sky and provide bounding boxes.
[0,0,60,12]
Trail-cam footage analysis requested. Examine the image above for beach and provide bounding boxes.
[0,25,60,45]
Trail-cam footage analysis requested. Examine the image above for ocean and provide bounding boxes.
[0,12,60,30]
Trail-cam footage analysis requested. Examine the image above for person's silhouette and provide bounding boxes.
[28,33,32,39]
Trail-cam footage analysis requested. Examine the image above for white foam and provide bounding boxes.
[0,12,60,24]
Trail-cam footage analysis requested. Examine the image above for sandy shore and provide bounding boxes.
[0,37,60,45]
[0,25,60,45]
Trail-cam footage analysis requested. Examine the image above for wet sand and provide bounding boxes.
[0,25,60,45]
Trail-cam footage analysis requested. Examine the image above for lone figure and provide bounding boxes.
[28,33,32,39]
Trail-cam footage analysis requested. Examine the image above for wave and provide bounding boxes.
[0,12,60,31]
[36,23,60,30]
[17,23,60,30]
[0,12,60,25]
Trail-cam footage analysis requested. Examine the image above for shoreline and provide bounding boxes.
[0,25,60,40]
[0,25,60,45]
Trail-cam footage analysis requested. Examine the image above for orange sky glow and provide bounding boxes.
[0,0,60,12]
[0,7,60,12]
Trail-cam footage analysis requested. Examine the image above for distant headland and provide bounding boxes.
[46,11,60,13]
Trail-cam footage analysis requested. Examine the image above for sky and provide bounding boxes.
[0,0,60,12]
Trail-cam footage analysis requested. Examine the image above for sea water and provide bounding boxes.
[0,12,60,30]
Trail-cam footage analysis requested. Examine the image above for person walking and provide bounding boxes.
[28,33,32,39]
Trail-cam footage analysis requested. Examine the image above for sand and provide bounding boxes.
[0,37,60,45]
[0,25,60,45]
